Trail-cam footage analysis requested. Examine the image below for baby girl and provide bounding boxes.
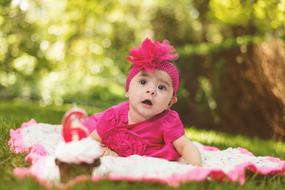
[62,38,202,166]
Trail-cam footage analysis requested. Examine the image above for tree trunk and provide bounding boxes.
[217,39,285,139]
[177,39,285,140]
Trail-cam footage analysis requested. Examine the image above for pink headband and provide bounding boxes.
[125,38,180,96]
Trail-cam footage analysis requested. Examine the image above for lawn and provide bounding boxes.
[0,100,285,190]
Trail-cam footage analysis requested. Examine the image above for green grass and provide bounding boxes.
[1,100,285,190]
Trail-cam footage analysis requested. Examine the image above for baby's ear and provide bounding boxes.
[125,92,129,97]
[168,96,177,107]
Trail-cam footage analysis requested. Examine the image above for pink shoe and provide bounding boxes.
[62,108,89,142]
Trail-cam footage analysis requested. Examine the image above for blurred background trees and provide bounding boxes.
[1,0,285,139]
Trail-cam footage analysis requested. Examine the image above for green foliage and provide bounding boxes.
[0,0,284,107]
[209,0,285,34]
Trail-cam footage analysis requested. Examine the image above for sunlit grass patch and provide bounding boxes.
[186,127,285,159]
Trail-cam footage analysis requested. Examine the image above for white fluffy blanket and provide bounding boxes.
[9,119,285,189]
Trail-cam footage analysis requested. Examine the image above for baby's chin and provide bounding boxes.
[137,107,164,119]
[129,102,165,120]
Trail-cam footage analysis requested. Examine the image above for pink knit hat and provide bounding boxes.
[126,38,180,96]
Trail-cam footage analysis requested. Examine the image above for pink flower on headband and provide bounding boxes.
[128,38,178,71]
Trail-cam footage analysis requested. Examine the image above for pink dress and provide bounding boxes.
[84,101,185,161]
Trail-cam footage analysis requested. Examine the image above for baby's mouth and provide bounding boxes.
[142,99,153,106]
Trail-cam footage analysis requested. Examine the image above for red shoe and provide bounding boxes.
[62,108,89,142]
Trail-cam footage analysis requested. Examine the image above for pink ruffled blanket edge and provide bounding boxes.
[8,119,285,189]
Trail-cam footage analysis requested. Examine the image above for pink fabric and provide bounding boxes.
[126,63,180,96]
[126,38,180,96]
[83,111,104,133]
[13,168,54,189]
[8,119,37,153]
[8,120,285,189]
[25,145,48,164]
[128,38,178,70]
[86,101,185,160]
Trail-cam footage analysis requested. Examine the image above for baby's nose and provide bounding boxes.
[146,90,155,95]
[146,87,156,95]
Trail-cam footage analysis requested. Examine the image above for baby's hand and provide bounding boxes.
[101,145,118,157]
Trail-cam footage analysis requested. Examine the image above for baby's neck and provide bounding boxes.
[127,106,168,125]
[127,111,147,125]
[127,107,152,125]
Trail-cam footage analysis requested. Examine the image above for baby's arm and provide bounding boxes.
[90,129,101,142]
[90,130,118,157]
[173,135,202,166]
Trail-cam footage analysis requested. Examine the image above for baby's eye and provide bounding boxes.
[139,79,147,85]
[158,84,167,91]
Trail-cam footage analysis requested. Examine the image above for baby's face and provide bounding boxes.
[127,70,176,122]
